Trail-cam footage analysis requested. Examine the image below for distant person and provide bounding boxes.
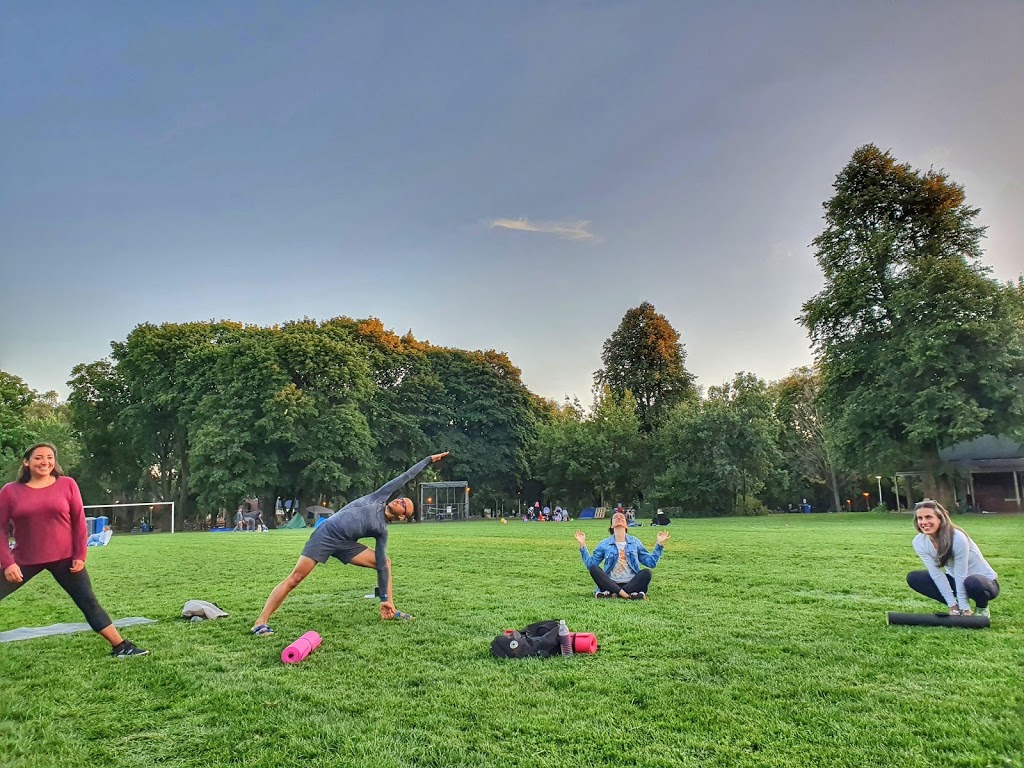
[251,452,449,635]
[0,443,148,657]
[907,499,999,617]
[87,525,113,547]
[651,509,671,526]
[242,508,263,531]
[574,511,669,600]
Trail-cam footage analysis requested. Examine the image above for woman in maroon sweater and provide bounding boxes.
[1,443,148,657]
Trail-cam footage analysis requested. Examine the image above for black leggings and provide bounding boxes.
[906,570,1000,610]
[0,559,113,632]
[588,564,652,596]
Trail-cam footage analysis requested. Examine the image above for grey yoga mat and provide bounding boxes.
[0,617,157,643]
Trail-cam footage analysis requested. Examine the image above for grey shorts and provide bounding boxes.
[301,530,369,565]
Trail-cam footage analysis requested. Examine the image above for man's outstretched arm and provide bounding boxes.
[373,452,450,501]
[374,531,393,614]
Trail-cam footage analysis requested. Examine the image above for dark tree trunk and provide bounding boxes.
[829,465,841,513]
[921,447,956,510]
[263,487,278,529]
[176,431,194,520]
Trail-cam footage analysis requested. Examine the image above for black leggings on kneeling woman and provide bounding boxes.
[906,570,999,610]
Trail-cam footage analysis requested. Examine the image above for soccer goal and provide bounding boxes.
[82,501,177,534]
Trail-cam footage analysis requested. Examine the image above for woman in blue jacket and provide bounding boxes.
[575,511,669,600]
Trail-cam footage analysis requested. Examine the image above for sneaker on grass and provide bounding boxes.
[975,606,991,618]
[111,640,149,658]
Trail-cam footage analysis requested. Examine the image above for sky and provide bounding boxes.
[2,2,1023,407]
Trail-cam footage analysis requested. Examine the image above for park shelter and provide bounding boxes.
[419,481,469,521]
[896,435,1023,513]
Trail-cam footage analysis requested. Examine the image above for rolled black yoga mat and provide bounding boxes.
[886,612,989,628]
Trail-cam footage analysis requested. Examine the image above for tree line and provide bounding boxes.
[3,145,1022,522]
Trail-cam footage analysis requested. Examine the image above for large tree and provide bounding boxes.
[650,373,782,516]
[595,301,697,432]
[67,360,149,503]
[800,145,1024,506]
[533,388,646,510]
[533,398,597,509]
[1,371,83,481]
[0,371,36,475]
[426,347,538,503]
[771,367,852,513]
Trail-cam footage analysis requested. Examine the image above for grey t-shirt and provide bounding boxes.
[304,457,432,600]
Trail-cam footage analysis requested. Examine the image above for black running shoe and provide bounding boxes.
[629,592,647,601]
[111,640,149,658]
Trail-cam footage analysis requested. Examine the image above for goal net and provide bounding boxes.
[82,501,177,534]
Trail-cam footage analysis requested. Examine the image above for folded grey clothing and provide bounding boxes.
[0,617,157,643]
[181,600,229,620]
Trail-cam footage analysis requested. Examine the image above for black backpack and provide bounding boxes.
[490,620,562,659]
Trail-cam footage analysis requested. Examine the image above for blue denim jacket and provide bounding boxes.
[580,535,664,575]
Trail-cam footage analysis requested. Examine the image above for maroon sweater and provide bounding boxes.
[0,476,88,569]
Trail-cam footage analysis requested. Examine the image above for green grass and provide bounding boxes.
[1,513,1021,768]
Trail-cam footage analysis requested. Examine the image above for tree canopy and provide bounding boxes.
[60,318,542,527]
[800,145,1024,505]
[595,302,697,433]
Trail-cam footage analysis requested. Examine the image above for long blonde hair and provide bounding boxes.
[913,499,967,567]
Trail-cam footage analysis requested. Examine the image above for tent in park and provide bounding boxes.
[282,513,307,529]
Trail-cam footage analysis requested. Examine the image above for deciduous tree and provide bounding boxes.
[595,302,697,432]
[801,145,1024,507]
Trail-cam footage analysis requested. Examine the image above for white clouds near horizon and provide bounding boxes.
[489,217,599,242]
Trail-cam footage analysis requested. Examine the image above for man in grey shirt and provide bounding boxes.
[251,452,449,635]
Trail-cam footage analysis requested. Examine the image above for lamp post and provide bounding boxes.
[876,476,883,509]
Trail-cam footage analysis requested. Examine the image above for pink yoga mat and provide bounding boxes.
[572,632,598,654]
[281,631,322,664]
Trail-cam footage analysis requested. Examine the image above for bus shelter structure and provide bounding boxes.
[419,481,469,521]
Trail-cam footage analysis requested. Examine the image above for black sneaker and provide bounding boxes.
[111,640,149,658]
[629,592,647,601]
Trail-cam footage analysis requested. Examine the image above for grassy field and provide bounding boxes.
[1,513,1021,768]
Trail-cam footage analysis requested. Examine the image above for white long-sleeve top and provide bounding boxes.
[913,530,997,611]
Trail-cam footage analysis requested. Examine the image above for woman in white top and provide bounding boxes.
[907,499,999,618]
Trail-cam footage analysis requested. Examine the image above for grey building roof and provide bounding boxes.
[938,435,1024,472]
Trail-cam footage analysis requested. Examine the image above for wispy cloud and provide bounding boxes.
[489,217,599,242]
